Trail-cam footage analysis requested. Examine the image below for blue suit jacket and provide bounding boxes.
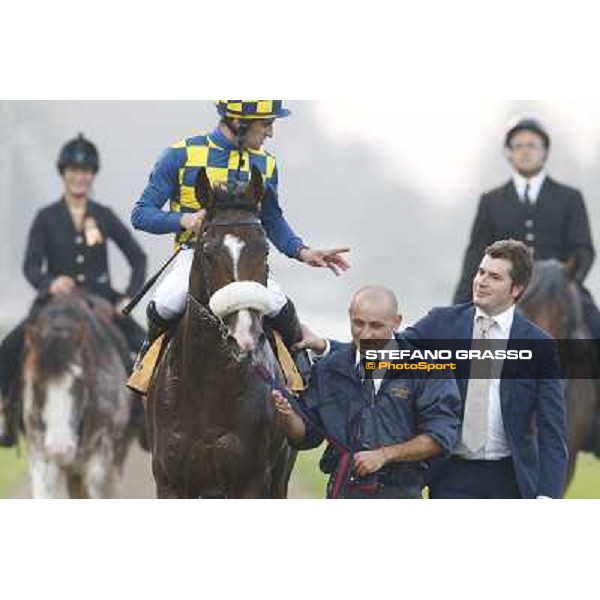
[403,303,568,498]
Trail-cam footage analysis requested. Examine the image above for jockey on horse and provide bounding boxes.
[130,100,350,375]
[0,134,148,447]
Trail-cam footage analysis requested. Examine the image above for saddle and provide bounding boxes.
[126,330,305,396]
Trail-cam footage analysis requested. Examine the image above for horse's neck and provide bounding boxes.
[566,283,588,338]
[189,251,210,306]
[180,294,244,373]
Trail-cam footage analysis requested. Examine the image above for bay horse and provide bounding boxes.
[519,259,600,488]
[22,292,134,498]
[147,166,296,498]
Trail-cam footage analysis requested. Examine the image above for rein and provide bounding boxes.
[252,364,353,499]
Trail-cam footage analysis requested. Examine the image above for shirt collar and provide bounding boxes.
[511,170,547,203]
[209,126,237,150]
[474,304,515,336]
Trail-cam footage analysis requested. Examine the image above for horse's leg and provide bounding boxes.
[564,381,598,493]
[231,476,271,499]
[155,480,181,499]
[84,451,116,499]
[28,448,68,499]
[67,472,89,499]
[270,448,297,499]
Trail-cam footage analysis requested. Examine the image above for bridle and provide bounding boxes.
[192,208,268,309]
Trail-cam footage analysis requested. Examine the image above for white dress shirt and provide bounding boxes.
[455,304,515,461]
[512,170,547,204]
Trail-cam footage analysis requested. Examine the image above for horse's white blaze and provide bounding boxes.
[223,234,245,280]
[234,309,255,353]
[43,370,77,463]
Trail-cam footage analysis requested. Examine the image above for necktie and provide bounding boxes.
[523,182,532,210]
[461,315,494,453]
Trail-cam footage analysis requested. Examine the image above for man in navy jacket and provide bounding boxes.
[405,239,567,498]
[272,286,461,499]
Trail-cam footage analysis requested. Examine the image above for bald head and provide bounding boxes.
[349,286,402,347]
[350,285,399,317]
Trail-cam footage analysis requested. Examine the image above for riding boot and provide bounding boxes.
[265,298,312,384]
[131,301,174,373]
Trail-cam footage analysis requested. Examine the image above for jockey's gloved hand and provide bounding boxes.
[180,210,207,235]
[114,297,131,315]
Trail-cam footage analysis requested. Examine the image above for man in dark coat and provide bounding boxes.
[453,118,600,338]
[271,286,461,499]
[0,134,147,446]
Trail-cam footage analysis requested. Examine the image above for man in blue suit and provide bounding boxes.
[404,239,567,499]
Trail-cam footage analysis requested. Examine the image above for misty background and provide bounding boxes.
[2,100,600,340]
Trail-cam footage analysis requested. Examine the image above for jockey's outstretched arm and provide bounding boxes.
[260,168,350,276]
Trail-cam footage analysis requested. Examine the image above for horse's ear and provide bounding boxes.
[195,167,214,211]
[564,256,578,281]
[248,166,265,208]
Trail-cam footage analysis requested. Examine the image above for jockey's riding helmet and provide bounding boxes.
[216,100,291,120]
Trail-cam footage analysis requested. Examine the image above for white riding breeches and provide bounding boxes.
[153,249,288,321]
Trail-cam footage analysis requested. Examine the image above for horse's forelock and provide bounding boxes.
[30,301,90,380]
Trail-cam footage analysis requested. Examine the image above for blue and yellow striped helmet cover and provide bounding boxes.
[216,100,291,120]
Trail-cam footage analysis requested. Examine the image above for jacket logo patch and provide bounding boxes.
[390,387,411,400]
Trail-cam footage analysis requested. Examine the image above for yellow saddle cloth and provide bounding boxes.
[126,331,305,395]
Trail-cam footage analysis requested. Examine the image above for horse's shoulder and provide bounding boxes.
[515,311,553,341]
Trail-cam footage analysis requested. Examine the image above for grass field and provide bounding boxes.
[0,447,27,498]
[1,445,599,499]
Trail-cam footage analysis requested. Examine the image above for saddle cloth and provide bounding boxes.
[126,331,305,395]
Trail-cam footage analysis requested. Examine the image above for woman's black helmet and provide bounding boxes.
[57,133,100,175]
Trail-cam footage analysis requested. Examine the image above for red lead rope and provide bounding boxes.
[253,363,352,499]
